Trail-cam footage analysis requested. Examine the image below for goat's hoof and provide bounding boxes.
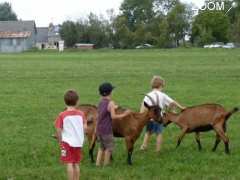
[225,151,230,155]
[127,160,133,165]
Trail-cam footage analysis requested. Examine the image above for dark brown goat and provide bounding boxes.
[81,98,162,165]
[162,104,239,153]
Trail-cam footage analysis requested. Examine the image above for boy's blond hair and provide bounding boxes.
[151,76,165,89]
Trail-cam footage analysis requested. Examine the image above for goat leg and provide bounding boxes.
[125,137,134,165]
[110,154,114,162]
[214,126,230,154]
[212,134,221,152]
[89,134,97,163]
[176,128,188,149]
[128,151,133,165]
[195,132,202,151]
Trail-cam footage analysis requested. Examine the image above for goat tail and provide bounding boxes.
[225,107,239,120]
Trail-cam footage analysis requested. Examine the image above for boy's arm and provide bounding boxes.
[55,113,63,143]
[109,101,131,120]
[170,101,185,110]
[164,94,185,110]
[56,128,62,143]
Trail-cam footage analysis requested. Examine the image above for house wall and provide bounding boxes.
[0,37,33,53]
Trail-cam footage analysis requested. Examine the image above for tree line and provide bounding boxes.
[1,0,240,48]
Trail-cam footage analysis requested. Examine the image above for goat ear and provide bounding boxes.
[144,102,150,109]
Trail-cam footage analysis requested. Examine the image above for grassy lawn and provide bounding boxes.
[0,49,240,180]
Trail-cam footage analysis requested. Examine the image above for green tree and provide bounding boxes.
[84,13,110,48]
[0,2,17,21]
[157,17,171,47]
[192,11,230,46]
[120,0,155,31]
[167,2,191,47]
[60,21,78,47]
[113,16,135,48]
[231,14,240,42]
[154,0,179,14]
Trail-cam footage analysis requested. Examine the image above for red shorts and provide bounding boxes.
[60,142,82,164]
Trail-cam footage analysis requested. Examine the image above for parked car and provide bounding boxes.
[136,44,154,49]
[222,43,235,49]
[204,42,236,49]
[204,42,224,48]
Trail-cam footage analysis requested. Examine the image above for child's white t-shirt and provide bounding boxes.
[55,110,85,147]
[143,90,174,110]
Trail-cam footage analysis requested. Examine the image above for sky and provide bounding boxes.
[0,0,205,27]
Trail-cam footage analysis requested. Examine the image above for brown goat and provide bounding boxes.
[78,105,98,147]
[83,98,162,165]
[162,104,239,153]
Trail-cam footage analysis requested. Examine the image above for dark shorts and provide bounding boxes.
[146,121,164,134]
[97,134,114,152]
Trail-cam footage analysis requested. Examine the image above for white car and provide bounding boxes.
[136,44,153,49]
[204,43,224,48]
[222,43,235,49]
[204,45,211,48]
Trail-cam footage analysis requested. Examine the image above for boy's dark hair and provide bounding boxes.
[99,82,115,96]
[64,90,79,106]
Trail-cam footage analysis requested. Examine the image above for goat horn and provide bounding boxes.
[144,94,156,106]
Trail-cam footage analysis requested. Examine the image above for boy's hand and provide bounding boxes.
[124,110,132,116]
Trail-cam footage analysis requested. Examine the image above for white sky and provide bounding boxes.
[0,0,205,27]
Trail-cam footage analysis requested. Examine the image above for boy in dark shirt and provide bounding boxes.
[96,82,131,166]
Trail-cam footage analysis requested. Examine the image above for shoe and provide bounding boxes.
[140,145,147,151]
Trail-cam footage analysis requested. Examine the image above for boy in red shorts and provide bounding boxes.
[55,90,87,180]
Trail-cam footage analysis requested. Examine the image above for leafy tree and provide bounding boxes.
[157,17,171,47]
[84,13,110,48]
[60,13,113,48]
[192,11,230,46]
[154,0,179,15]
[167,2,191,47]
[60,21,78,47]
[113,16,135,48]
[231,14,240,42]
[120,0,155,31]
[0,2,17,21]
[220,0,240,23]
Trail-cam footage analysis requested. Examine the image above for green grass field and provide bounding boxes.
[0,49,240,180]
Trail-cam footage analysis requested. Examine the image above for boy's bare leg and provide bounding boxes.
[67,164,74,180]
[103,150,111,166]
[73,164,80,180]
[96,149,104,166]
[156,134,163,152]
[101,151,105,164]
[140,132,151,150]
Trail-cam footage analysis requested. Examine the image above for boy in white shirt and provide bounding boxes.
[140,76,185,152]
[55,90,87,180]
